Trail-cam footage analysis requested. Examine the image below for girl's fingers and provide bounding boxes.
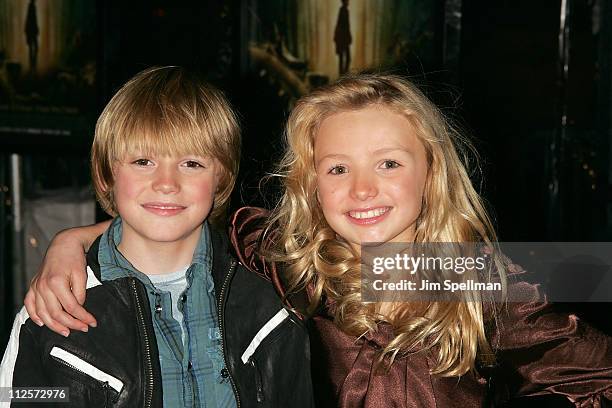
[38,277,89,334]
[34,289,70,337]
[24,285,43,326]
[54,279,97,328]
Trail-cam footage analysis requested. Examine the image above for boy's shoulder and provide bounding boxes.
[85,264,103,291]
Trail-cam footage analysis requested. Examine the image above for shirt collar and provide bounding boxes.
[98,217,213,284]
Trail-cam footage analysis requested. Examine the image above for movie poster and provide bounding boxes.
[0,0,96,142]
[244,0,437,102]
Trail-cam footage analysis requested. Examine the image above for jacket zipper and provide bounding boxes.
[49,346,124,392]
[249,358,265,403]
[218,260,240,407]
[131,278,154,408]
[51,354,115,406]
[179,292,198,407]
[102,381,111,407]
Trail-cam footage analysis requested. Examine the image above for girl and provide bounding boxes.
[22,74,612,407]
[236,74,612,407]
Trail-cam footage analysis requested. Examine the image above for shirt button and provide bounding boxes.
[188,361,193,370]
[180,294,187,303]
[221,368,229,378]
[155,305,162,313]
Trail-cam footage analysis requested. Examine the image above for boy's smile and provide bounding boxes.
[314,106,428,251]
[111,154,220,272]
[141,201,188,217]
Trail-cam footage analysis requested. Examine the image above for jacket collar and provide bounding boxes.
[209,223,235,307]
[87,221,236,308]
[87,236,102,280]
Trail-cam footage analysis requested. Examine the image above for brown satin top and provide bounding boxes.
[230,207,612,407]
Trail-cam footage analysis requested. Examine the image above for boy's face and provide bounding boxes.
[112,153,220,247]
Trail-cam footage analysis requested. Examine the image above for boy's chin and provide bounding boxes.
[133,226,203,245]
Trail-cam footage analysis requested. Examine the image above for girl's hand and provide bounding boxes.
[23,221,110,336]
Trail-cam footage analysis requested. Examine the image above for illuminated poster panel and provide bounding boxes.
[245,0,437,101]
[0,0,96,146]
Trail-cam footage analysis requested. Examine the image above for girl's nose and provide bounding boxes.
[350,172,378,201]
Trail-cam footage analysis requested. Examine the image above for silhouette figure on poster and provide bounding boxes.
[334,0,351,75]
[25,0,39,72]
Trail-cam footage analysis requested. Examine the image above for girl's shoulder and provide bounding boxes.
[229,206,271,279]
[229,206,311,318]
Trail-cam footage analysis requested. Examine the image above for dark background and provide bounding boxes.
[1,1,610,405]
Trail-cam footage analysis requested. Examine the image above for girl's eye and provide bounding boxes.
[183,160,204,168]
[381,160,400,169]
[133,158,153,166]
[329,165,348,175]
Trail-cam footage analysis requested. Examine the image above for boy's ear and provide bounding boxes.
[100,180,113,199]
[214,161,224,192]
[99,169,115,194]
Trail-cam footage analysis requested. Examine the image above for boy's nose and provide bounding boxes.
[152,168,180,194]
[350,172,378,201]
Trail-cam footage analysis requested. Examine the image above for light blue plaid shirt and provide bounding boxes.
[98,217,237,407]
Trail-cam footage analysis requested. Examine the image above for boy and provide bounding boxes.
[0,67,313,407]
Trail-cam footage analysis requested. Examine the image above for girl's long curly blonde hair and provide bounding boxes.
[266,74,504,376]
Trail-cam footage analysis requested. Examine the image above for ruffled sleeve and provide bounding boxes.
[491,276,612,407]
[229,206,273,280]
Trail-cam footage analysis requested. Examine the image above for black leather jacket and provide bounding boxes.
[8,226,314,407]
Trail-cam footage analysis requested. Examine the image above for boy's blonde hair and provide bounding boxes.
[267,74,505,376]
[91,66,240,224]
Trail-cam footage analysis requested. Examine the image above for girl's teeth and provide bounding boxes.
[349,208,388,219]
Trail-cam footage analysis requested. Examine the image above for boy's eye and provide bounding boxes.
[132,158,153,166]
[380,160,400,169]
[183,160,204,168]
[329,165,348,175]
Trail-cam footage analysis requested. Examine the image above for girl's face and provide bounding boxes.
[314,106,428,251]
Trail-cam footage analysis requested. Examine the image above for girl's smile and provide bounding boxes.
[314,105,428,250]
[346,206,391,224]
